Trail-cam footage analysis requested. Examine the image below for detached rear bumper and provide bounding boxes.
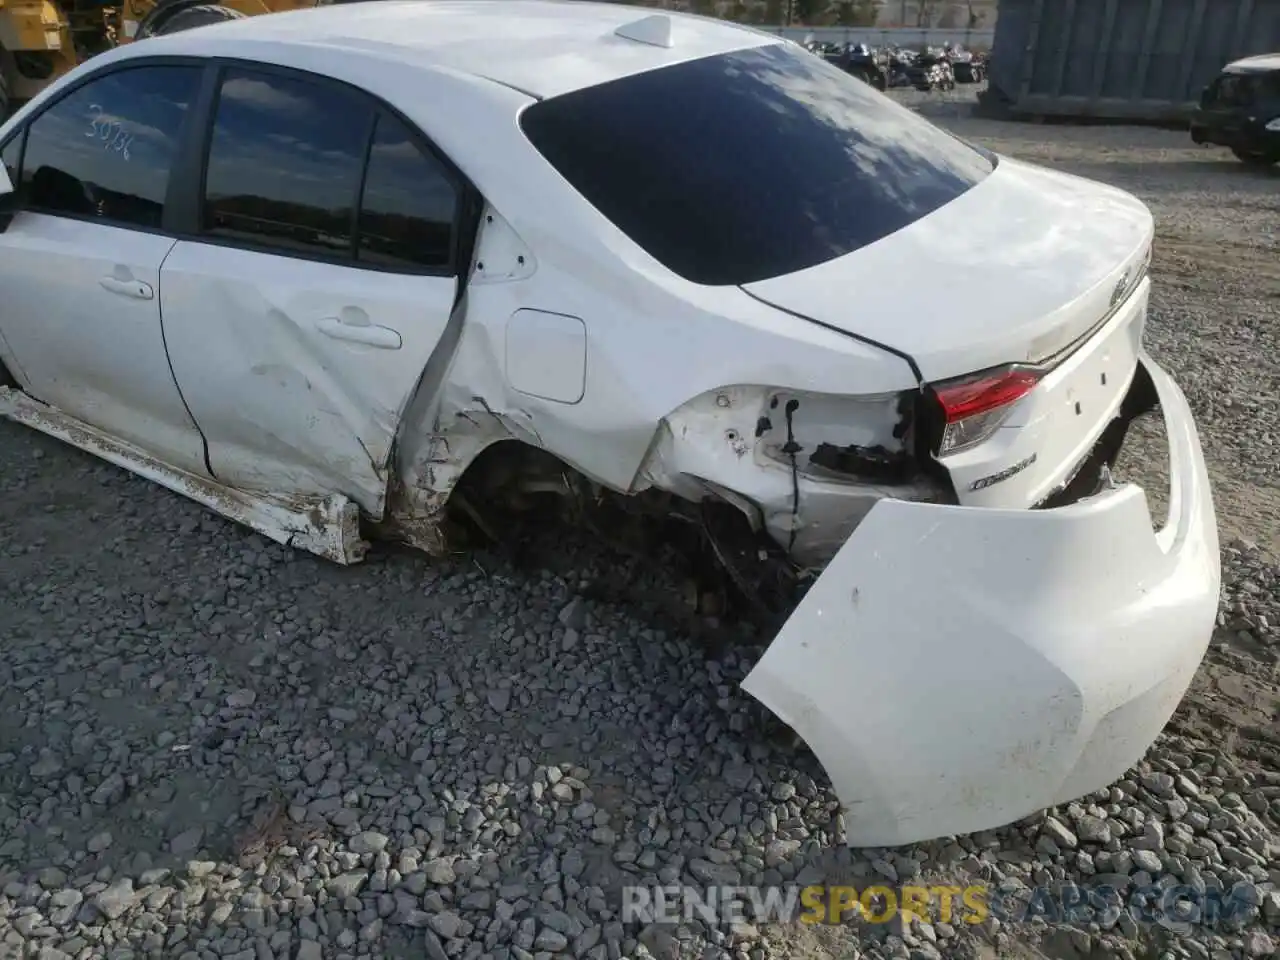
[742,353,1220,847]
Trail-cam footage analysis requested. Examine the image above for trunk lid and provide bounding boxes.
[742,156,1154,383]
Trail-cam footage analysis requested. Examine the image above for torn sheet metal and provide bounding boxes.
[156,239,459,520]
[639,386,945,567]
[0,387,368,564]
[742,355,1219,847]
[388,278,545,555]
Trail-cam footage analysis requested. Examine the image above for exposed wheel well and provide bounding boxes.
[440,439,804,625]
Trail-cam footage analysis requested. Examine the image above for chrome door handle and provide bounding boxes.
[315,317,402,350]
[99,277,154,300]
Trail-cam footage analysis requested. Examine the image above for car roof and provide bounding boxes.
[1222,52,1280,75]
[135,0,782,99]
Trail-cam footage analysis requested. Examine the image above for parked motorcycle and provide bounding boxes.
[905,51,956,91]
[885,48,917,88]
[947,45,986,83]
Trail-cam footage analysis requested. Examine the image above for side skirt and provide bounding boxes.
[0,387,368,565]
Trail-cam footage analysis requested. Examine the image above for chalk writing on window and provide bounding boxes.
[86,105,135,161]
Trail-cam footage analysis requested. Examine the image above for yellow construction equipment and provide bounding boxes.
[1,0,319,116]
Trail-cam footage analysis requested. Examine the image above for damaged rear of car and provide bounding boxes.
[510,38,1221,846]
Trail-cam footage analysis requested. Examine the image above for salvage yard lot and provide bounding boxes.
[2,92,1279,960]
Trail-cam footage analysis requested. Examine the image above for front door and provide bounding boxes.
[0,63,211,476]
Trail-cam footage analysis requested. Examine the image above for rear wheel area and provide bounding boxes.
[435,441,804,632]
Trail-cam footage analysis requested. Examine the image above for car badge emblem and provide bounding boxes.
[1110,269,1130,308]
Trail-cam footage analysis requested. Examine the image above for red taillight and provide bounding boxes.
[932,365,1042,455]
[935,367,1041,422]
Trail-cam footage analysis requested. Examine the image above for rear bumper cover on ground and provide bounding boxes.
[742,353,1220,847]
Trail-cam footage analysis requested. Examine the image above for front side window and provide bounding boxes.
[19,65,200,228]
[1212,75,1254,107]
[357,113,458,271]
[202,67,373,257]
[520,42,994,286]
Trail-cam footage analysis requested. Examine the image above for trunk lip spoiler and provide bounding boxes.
[929,251,1151,397]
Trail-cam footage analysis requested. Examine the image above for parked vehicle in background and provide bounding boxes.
[833,42,887,90]
[948,45,986,84]
[1190,53,1280,168]
[906,49,955,91]
[885,47,915,87]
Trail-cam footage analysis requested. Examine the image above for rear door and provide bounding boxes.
[159,64,469,517]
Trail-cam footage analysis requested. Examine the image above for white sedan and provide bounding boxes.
[0,0,1220,847]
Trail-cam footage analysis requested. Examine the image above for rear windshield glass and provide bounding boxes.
[519,42,995,286]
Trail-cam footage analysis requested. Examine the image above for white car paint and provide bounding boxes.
[157,240,458,517]
[0,213,210,476]
[184,0,783,99]
[946,279,1148,509]
[505,309,588,405]
[0,1,1221,848]
[742,156,1154,382]
[0,385,367,562]
[744,351,1219,846]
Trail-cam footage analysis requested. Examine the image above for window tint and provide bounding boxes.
[1212,74,1261,107]
[19,65,200,228]
[202,68,373,257]
[520,43,994,286]
[1217,76,1246,106]
[357,113,458,270]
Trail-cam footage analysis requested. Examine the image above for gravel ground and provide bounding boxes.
[2,87,1278,960]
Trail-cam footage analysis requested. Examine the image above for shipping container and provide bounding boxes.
[985,0,1280,122]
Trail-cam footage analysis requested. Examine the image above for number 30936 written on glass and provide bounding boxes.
[86,105,135,161]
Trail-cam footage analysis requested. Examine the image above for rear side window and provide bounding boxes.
[357,113,458,271]
[202,68,373,257]
[1224,76,1250,105]
[19,65,200,228]
[520,42,994,286]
